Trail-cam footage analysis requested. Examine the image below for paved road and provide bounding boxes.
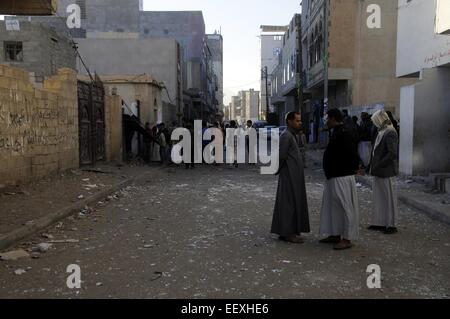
[0,164,449,298]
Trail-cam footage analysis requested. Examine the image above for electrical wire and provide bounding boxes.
[37,0,95,83]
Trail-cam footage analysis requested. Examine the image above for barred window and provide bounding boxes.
[4,41,23,62]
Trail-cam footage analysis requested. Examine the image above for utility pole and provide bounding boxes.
[323,0,329,115]
[261,66,270,121]
[264,66,269,121]
[296,13,304,116]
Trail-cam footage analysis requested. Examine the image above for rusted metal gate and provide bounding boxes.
[77,80,105,166]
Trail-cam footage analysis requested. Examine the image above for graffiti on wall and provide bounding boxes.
[0,95,76,156]
[424,48,450,68]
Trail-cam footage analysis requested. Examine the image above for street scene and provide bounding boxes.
[0,0,449,301]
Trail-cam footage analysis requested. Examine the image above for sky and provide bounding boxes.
[2,0,301,105]
[142,0,301,105]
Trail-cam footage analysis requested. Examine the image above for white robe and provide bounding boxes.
[320,176,360,240]
[151,141,161,162]
[372,177,398,227]
[358,141,371,167]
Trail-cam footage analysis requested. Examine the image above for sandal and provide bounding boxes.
[279,236,305,244]
[384,227,398,234]
[319,236,341,244]
[333,241,354,250]
[367,225,386,231]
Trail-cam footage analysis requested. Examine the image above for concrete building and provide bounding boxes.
[300,0,415,143]
[230,96,241,123]
[228,90,260,124]
[0,21,76,80]
[17,0,216,124]
[241,89,261,122]
[207,32,224,121]
[260,25,288,119]
[74,38,182,125]
[396,0,450,176]
[269,15,302,127]
[138,10,212,122]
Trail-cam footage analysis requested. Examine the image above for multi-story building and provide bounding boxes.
[230,96,241,122]
[241,89,261,122]
[269,14,302,126]
[396,0,450,175]
[228,90,260,124]
[207,32,224,122]
[260,25,288,119]
[300,0,415,142]
[15,0,216,124]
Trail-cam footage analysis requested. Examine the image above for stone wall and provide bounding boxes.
[0,65,79,185]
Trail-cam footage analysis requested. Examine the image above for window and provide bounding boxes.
[4,41,23,62]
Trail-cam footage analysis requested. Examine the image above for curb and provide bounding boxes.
[355,175,450,226]
[0,169,157,252]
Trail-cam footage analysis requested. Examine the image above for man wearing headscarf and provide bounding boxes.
[368,110,399,234]
[319,109,360,250]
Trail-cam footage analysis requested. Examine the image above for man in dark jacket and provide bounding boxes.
[358,112,374,168]
[319,109,360,250]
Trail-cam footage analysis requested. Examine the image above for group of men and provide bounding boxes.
[272,109,400,250]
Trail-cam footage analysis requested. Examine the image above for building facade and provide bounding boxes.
[260,25,287,119]
[396,0,450,176]
[75,38,182,125]
[15,0,218,124]
[207,32,224,122]
[228,90,260,124]
[269,15,302,127]
[300,0,415,142]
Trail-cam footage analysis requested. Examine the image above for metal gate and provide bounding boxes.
[78,80,105,166]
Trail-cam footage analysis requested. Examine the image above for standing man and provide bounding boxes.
[319,109,360,250]
[245,120,255,165]
[271,112,310,244]
[358,112,374,168]
[368,110,399,234]
[298,128,308,168]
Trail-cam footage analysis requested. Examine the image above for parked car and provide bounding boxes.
[252,121,269,130]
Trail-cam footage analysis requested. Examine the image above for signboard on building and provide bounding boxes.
[5,19,20,31]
